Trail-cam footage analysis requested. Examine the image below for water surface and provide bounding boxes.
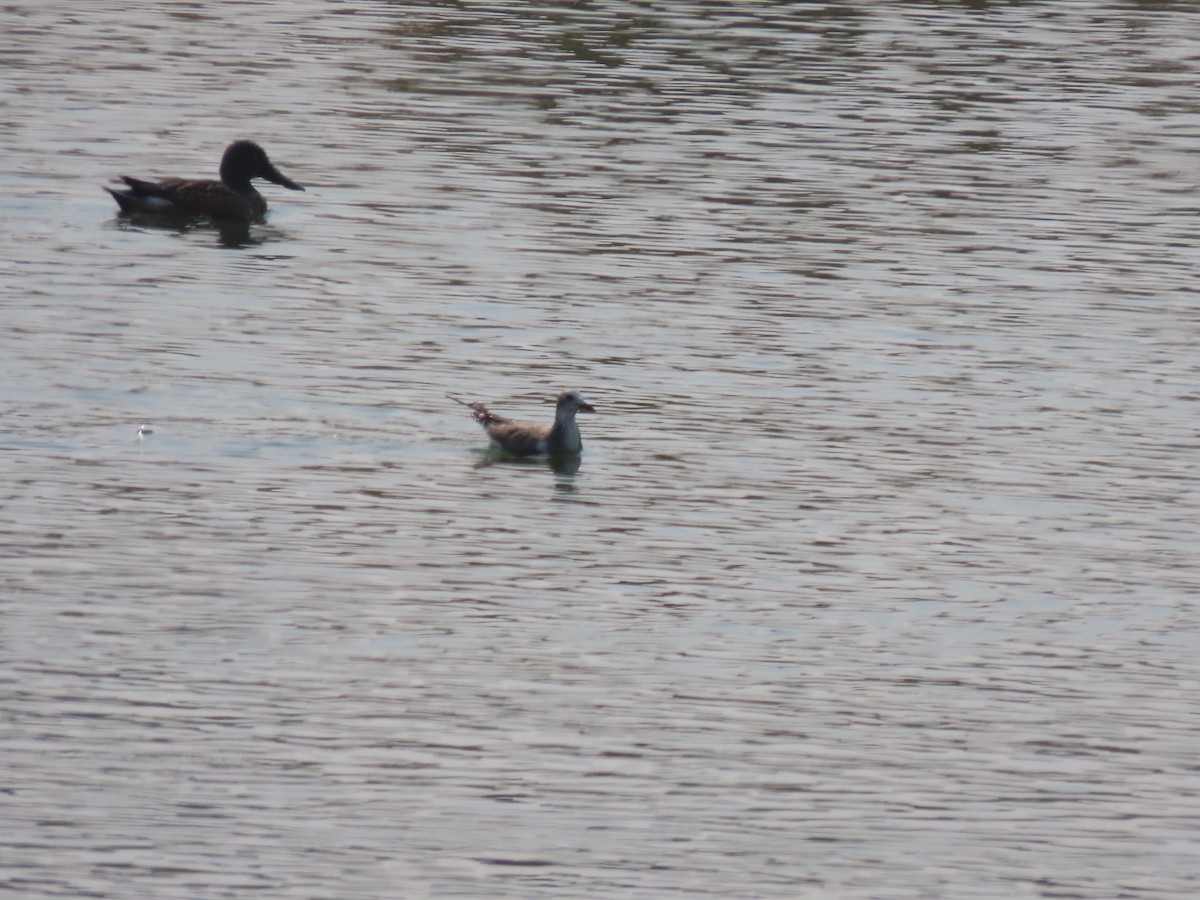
[2,2,1199,897]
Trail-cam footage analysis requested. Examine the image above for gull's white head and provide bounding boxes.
[556,390,596,414]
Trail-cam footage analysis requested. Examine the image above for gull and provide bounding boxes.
[450,390,596,456]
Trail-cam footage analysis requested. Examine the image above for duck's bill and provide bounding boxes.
[263,163,304,191]
[579,402,596,413]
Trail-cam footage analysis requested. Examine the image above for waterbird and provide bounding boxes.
[450,390,596,456]
[105,140,303,221]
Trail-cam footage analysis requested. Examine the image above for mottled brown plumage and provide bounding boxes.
[105,140,303,221]
[452,390,596,456]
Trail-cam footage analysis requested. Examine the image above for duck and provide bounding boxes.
[105,140,304,221]
[451,390,596,456]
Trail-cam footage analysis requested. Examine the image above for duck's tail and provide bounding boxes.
[105,178,174,214]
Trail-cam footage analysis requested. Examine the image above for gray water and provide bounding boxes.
[2,1,1199,897]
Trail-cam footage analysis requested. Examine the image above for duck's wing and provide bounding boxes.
[108,177,258,220]
[122,175,202,199]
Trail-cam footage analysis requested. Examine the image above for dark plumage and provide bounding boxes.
[105,140,304,221]
[452,390,596,456]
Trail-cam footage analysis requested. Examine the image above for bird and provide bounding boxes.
[451,390,596,456]
[105,140,304,221]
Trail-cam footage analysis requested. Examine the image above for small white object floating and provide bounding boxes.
[450,390,596,456]
[137,424,153,439]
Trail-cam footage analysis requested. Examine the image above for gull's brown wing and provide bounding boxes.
[485,420,551,457]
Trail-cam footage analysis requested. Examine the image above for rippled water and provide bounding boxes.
[3,1,1200,897]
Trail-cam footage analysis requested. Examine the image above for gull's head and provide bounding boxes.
[556,390,595,414]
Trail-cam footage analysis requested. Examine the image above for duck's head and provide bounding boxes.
[221,140,304,191]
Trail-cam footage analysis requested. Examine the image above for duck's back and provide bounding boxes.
[128,177,263,220]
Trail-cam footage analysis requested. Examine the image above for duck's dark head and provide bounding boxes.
[221,140,304,191]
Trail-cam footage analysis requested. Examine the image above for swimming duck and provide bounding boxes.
[452,390,596,456]
[105,140,304,221]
